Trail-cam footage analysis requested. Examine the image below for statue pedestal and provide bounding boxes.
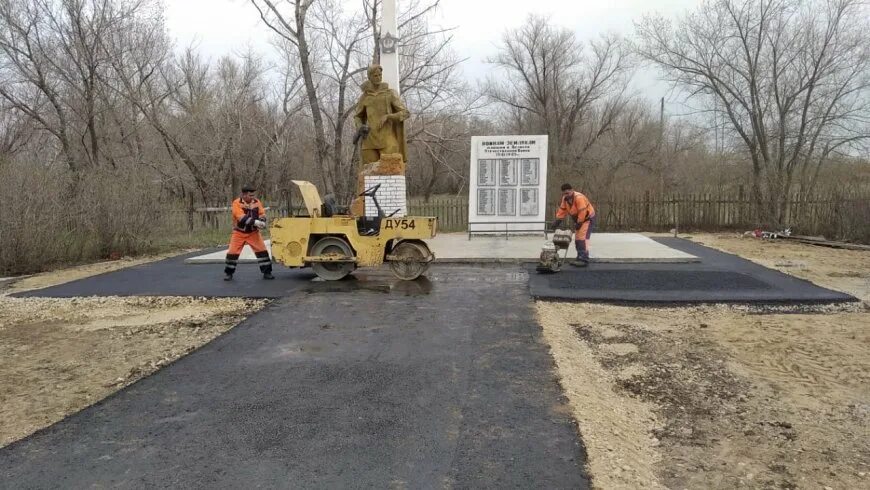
[351,153,407,217]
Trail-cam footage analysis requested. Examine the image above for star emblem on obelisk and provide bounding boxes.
[381,32,398,54]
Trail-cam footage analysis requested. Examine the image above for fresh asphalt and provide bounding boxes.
[528,238,856,303]
[14,239,853,304]
[1,267,589,488]
[3,238,851,488]
[14,249,317,299]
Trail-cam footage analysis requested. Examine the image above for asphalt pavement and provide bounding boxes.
[14,249,316,298]
[1,267,589,489]
[3,237,852,488]
[16,238,852,304]
[527,238,855,303]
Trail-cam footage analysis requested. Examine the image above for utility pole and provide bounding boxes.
[659,96,665,196]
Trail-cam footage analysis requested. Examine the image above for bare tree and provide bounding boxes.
[393,0,479,199]
[251,0,472,202]
[0,104,33,163]
[0,0,157,172]
[249,0,337,193]
[483,14,635,195]
[309,0,373,199]
[104,8,218,202]
[636,0,870,225]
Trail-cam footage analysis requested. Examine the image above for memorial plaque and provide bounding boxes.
[477,159,496,186]
[469,135,548,234]
[521,158,539,186]
[477,188,495,215]
[520,188,538,216]
[499,159,518,186]
[498,188,516,216]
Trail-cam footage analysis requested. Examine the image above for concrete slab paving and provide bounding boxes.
[1,267,589,489]
[429,232,698,263]
[183,233,699,265]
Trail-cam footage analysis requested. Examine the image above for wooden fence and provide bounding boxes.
[408,197,468,232]
[410,191,869,241]
[185,190,870,242]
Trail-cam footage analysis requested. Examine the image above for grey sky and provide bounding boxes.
[165,0,704,105]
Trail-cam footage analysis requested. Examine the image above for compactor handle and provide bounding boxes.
[359,183,381,198]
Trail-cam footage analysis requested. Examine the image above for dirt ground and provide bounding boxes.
[0,258,265,448]
[538,233,869,489]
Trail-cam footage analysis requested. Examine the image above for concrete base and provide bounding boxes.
[429,233,698,263]
[184,233,698,264]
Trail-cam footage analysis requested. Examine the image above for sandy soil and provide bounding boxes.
[538,235,869,489]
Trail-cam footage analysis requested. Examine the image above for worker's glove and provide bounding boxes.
[254,220,266,230]
[550,219,562,230]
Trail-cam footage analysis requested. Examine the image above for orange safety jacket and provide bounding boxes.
[232,197,266,233]
[555,191,595,223]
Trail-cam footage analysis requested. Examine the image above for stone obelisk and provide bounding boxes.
[381,0,400,96]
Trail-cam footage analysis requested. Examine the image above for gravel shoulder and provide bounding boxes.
[538,234,869,489]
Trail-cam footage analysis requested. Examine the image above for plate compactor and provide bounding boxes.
[536,229,574,273]
[269,180,437,281]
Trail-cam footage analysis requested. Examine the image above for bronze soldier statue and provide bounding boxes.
[353,64,409,165]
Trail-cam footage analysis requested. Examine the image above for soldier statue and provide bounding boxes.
[353,64,409,165]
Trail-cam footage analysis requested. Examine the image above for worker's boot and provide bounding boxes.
[573,241,590,267]
[262,272,275,280]
[224,273,233,281]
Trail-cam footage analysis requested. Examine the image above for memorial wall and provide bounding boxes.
[468,135,548,233]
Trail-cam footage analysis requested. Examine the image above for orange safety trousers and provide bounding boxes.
[224,230,271,275]
[575,219,594,241]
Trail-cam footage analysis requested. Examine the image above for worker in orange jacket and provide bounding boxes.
[224,185,274,281]
[551,183,597,267]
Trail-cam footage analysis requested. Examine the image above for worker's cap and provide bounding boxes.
[241,185,257,193]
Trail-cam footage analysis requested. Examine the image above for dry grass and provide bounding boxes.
[0,163,235,276]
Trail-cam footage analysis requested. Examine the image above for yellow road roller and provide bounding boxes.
[269,181,437,281]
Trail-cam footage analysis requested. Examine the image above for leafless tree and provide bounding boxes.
[393,0,480,199]
[0,104,33,163]
[0,0,159,172]
[250,0,473,203]
[249,0,337,193]
[636,0,870,225]
[483,14,635,196]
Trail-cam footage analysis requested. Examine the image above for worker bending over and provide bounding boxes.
[224,185,274,281]
[551,183,597,267]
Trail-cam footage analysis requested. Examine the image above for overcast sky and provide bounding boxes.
[165,0,704,106]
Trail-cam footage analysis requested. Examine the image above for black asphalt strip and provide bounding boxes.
[1,267,590,489]
[527,238,855,303]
